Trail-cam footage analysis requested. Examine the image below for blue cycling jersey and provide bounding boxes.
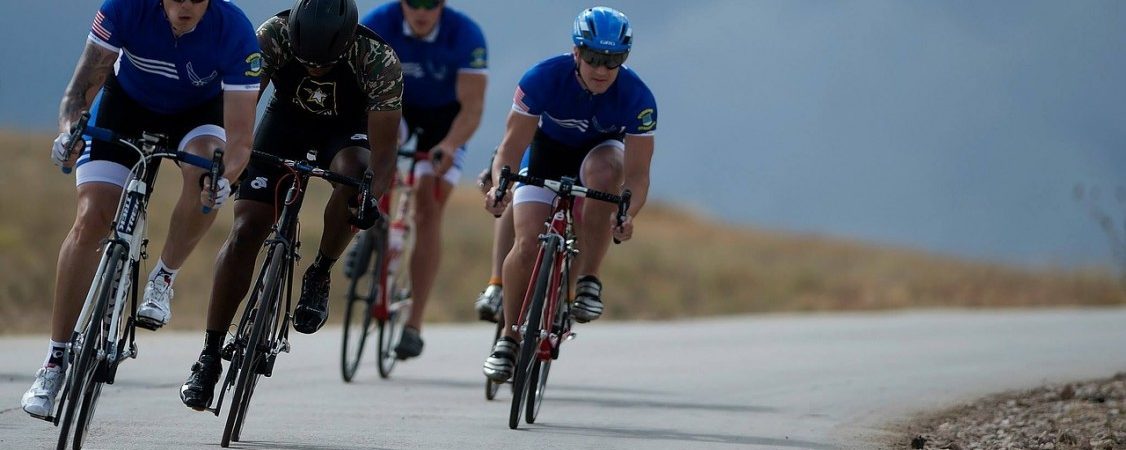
[513,55,657,148]
[360,2,486,109]
[88,0,261,114]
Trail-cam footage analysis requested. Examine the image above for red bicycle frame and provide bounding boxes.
[514,197,575,362]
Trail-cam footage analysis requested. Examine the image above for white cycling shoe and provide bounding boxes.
[22,365,65,419]
[137,276,174,329]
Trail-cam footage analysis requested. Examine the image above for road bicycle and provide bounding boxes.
[46,113,224,450]
[340,149,444,381]
[209,150,377,447]
[490,166,630,429]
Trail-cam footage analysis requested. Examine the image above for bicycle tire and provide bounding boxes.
[528,251,568,424]
[485,313,504,401]
[526,358,551,424]
[58,244,124,449]
[377,230,408,378]
[58,243,124,450]
[222,246,284,447]
[341,231,376,382]
[376,288,409,378]
[509,235,558,429]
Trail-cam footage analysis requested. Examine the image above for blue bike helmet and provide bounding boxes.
[572,7,632,54]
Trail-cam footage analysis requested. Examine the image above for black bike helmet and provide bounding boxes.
[288,0,358,67]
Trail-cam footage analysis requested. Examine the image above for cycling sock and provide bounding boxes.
[202,329,225,357]
[309,251,337,277]
[148,259,180,284]
[488,276,502,286]
[45,340,67,368]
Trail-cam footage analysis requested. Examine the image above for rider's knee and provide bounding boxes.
[70,212,112,246]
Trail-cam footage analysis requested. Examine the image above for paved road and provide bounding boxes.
[2,309,1125,449]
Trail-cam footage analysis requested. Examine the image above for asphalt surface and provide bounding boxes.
[2,308,1125,449]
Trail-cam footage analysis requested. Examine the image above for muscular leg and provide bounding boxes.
[158,135,226,269]
[205,200,274,331]
[320,147,370,259]
[50,183,121,343]
[574,144,624,278]
[405,174,454,331]
[500,199,552,341]
[490,204,515,281]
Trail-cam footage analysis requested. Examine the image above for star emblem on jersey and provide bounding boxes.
[308,88,328,106]
[295,78,338,116]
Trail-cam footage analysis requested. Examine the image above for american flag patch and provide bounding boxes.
[92,11,111,41]
[513,86,530,113]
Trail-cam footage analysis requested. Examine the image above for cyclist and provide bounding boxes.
[481,7,657,382]
[177,0,404,411]
[21,0,259,418]
[359,0,487,359]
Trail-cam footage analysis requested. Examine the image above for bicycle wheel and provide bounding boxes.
[485,313,504,401]
[58,243,124,450]
[509,235,558,430]
[376,236,410,378]
[222,247,284,447]
[341,231,377,382]
[376,284,410,378]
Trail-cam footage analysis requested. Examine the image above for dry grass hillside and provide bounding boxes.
[1,132,1123,334]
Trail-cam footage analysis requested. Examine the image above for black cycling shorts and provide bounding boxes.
[237,109,369,205]
[402,102,460,155]
[524,129,625,185]
[84,75,223,170]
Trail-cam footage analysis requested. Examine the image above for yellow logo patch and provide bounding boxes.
[244,52,263,77]
[636,108,656,132]
[469,47,487,69]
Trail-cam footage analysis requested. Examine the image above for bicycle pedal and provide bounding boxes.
[134,318,163,331]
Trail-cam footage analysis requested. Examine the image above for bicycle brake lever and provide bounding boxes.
[60,112,92,174]
[201,149,224,214]
[613,189,632,245]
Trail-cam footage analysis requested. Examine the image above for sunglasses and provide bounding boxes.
[579,47,628,70]
[404,0,443,10]
[167,0,207,4]
[294,54,337,70]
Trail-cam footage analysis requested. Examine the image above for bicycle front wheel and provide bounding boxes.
[376,287,410,378]
[58,243,125,450]
[509,235,558,429]
[222,246,285,447]
[341,231,377,382]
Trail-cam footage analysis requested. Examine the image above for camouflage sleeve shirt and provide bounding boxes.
[257,15,402,118]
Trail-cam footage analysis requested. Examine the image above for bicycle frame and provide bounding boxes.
[369,149,434,322]
[216,150,375,446]
[514,197,577,362]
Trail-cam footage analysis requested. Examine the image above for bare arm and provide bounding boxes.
[367,109,402,199]
[58,41,118,132]
[220,90,257,181]
[621,134,654,218]
[434,72,487,164]
[491,110,539,187]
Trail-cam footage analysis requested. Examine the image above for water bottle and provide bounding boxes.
[387,219,406,274]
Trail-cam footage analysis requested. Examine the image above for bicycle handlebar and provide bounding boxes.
[249,150,381,230]
[495,166,633,243]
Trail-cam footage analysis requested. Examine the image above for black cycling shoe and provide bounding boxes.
[180,354,222,411]
[293,268,331,334]
[394,327,424,360]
